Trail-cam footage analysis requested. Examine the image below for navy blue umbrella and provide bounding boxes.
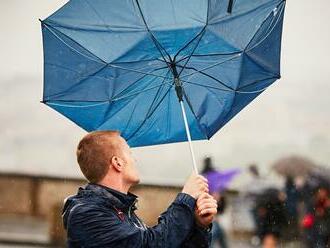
[41,0,286,172]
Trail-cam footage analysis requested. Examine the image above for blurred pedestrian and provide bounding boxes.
[202,157,228,248]
[284,176,299,238]
[243,164,274,245]
[313,186,330,247]
[301,178,330,248]
[255,188,287,247]
[62,131,217,247]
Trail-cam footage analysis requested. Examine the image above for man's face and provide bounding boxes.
[117,136,140,185]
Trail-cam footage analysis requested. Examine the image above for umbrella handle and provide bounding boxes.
[180,101,198,174]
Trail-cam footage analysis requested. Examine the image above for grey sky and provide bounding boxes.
[0,0,329,186]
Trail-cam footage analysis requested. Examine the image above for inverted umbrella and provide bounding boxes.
[41,0,286,173]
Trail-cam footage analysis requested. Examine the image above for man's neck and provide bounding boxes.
[98,174,131,194]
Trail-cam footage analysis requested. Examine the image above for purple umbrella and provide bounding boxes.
[204,169,240,193]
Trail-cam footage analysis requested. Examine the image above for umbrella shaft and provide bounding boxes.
[180,101,198,174]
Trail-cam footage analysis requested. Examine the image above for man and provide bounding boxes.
[63,131,217,247]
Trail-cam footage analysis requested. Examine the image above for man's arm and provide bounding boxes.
[67,174,209,248]
[68,193,196,247]
[182,193,217,247]
[182,224,212,248]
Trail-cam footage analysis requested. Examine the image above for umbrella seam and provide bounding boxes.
[43,23,105,64]
[180,54,241,80]
[182,90,209,140]
[97,70,172,133]
[134,0,172,65]
[126,84,174,142]
[176,64,234,91]
[123,69,172,137]
[181,77,275,94]
[244,1,285,52]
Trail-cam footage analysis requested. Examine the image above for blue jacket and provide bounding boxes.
[63,184,211,247]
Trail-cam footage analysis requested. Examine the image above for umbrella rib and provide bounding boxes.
[83,0,120,52]
[45,101,109,108]
[176,64,235,91]
[111,82,172,102]
[246,6,281,51]
[181,80,233,93]
[48,67,166,102]
[45,23,163,69]
[43,19,146,32]
[173,0,210,62]
[192,51,242,57]
[110,66,169,100]
[234,6,283,91]
[173,26,207,62]
[182,90,209,139]
[45,61,168,101]
[47,24,172,82]
[97,70,172,130]
[48,23,170,80]
[180,54,241,79]
[43,24,105,64]
[245,1,285,52]
[45,62,116,80]
[42,72,276,104]
[122,69,172,136]
[177,27,207,77]
[181,78,274,94]
[175,51,242,64]
[44,63,110,100]
[106,64,171,80]
[181,81,235,136]
[126,84,174,142]
[135,0,172,64]
[237,76,279,91]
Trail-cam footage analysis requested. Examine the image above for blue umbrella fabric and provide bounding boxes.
[41,0,286,148]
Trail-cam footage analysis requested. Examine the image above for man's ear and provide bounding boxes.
[111,156,124,172]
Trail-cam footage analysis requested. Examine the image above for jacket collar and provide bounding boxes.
[82,183,138,211]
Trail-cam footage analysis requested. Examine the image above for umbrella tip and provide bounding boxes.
[227,0,234,14]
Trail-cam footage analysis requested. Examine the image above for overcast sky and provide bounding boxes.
[0,0,329,187]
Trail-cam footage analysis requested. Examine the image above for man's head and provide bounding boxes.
[76,131,140,187]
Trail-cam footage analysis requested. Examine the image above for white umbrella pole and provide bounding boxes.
[180,100,198,174]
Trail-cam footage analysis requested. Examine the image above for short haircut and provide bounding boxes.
[76,130,120,183]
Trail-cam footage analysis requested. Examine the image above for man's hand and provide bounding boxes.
[182,173,209,199]
[195,193,218,228]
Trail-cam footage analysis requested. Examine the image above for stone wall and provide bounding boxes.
[0,176,35,215]
[0,173,181,244]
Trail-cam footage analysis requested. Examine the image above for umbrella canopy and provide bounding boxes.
[272,156,317,177]
[204,169,240,193]
[41,0,286,148]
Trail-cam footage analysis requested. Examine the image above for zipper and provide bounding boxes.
[128,199,146,230]
[128,198,138,219]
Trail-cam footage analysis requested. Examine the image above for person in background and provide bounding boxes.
[255,188,287,248]
[201,157,228,248]
[243,164,284,246]
[284,176,299,238]
[313,186,330,247]
[245,164,268,245]
[63,131,218,247]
